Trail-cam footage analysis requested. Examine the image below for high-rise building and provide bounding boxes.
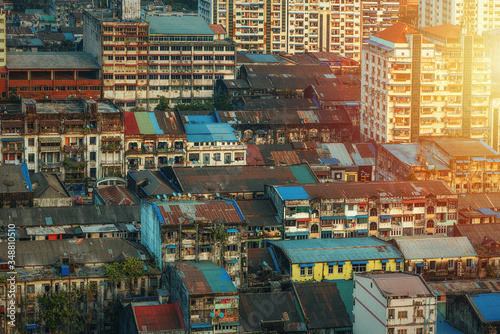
[419,0,500,35]
[84,0,236,110]
[361,23,491,143]
[0,1,6,98]
[361,0,400,41]
[199,0,370,60]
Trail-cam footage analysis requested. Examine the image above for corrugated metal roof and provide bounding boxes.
[147,15,214,35]
[454,224,500,257]
[427,279,500,296]
[6,52,100,70]
[79,224,119,233]
[276,186,310,200]
[155,200,244,224]
[289,166,318,183]
[469,293,500,322]
[270,238,402,263]
[134,301,186,331]
[96,185,139,206]
[185,123,238,142]
[394,236,477,260]
[363,273,432,297]
[248,248,277,274]
[236,200,279,227]
[321,143,354,166]
[171,261,237,294]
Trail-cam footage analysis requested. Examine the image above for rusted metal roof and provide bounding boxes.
[458,193,500,210]
[217,109,351,125]
[294,282,352,330]
[248,248,277,274]
[156,200,244,225]
[393,236,477,260]
[454,224,500,257]
[427,279,500,296]
[271,151,301,165]
[134,301,186,331]
[246,145,265,166]
[96,185,139,206]
[170,261,237,294]
[236,199,278,227]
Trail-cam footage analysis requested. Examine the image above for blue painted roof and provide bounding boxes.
[394,236,477,260]
[185,123,238,142]
[477,208,500,218]
[63,33,74,40]
[246,54,280,63]
[469,293,500,322]
[190,261,237,293]
[276,186,311,200]
[185,115,216,124]
[270,237,402,263]
[25,9,45,14]
[320,158,340,165]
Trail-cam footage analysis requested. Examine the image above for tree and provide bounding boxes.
[103,257,147,283]
[213,93,231,111]
[174,100,213,112]
[155,96,170,111]
[37,291,85,333]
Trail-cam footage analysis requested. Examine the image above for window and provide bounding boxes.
[398,311,408,319]
[417,309,424,317]
[348,204,354,210]
[396,262,401,271]
[300,267,305,276]
[381,262,386,271]
[90,152,96,161]
[416,329,423,334]
[352,263,366,273]
[430,261,436,270]
[90,167,96,178]
[328,265,334,274]
[89,137,96,145]
[448,260,455,269]
[27,285,35,294]
[388,309,395,319]
[397,330,407,334]
[28,154,34,163]
[466,259,473,268]
[307,266,313,276]
[28,138,34,146]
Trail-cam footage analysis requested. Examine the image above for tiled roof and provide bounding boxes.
[375,22,414,43]
[170,261,237,294]
[96,185,139,205]
[294,282,352,329]
[393,236,477,260]
[154,200,244,224]
[270,237,403,264]
[134,301,185,331]
[420,24,461,39]
[208,24,226,34]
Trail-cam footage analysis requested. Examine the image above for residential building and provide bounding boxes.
[0,98,125,181]
[6,52,102,100]
[119,299,187,334]
[287,52,361,74]
[418,0,500,35]
[353,272,437,334]
[361,0,400,41]
[162,164,318,200]
[127,170,178,198]
[198,0,363,59]
[391,235,478,280]
[453,224,500,278]
[318,143,376,182]
[446,292,500,333]
[457,192,500,221]
[30,172,72,207]
[141,200,247,286]
[0,2,6,97]
[84,6,236,110]
[293,282,352,333]
[266,180,458,240]
[178,112,247,167]
[0,205,141,242]
[427,279,500,303]
[162,261,239,333]
[239,291,307,333]
[361,23,491,143]
[49,0,93,27]
[0,164,33,208]
[236,200,282,248]
[0,238,160,333]
[124,111,186,172]
[269,237,404,282]
[92,184,140,206]
[377,138,500,193]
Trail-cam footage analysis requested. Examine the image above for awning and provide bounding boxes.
[357,229,369,233]
[226,228,238,233]
[403,199,427,204]
[166,245,177,249]
[346,216,356,220]
[299,263,315,268]
[2,120,22,128]
[1,138,23,142]
[379,227,392,231]
[321,216,346,220]
[337,262,346,265]
[381,259,389,263]
[416,263,425,267]
[472,157,486,161]
[396,259,404,263]
[285,232,310,237]
[380,215,392,219]
[352,261,369,265]
[297,218,311,222]
[328,262,337,266]
[357,215,369,218]
[226,259,238,264]
[39,137,62,142]
[191,323,212,329]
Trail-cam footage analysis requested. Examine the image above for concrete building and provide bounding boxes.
[266,180,458,239]
[269,237,403,282]
[0,98,125,181]
[418,0,500,35]
[361,0,400,41]
[84,3,236,110]
[392,235,478,280]
[49,0,93,27]
[0,2,7,98]
[361,23,491,143]
[199,0,363,60]
[446,292,500,333]
[141,200,247,286]
[30,172,72,207]
[162,261,239,334]
[353,272,437,334]
[377,138,500,193]
[0,163,33,208]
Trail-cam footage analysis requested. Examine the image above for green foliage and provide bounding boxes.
[161,0,198,10]
[37,291,84,332]
[155,96,170,111]
[406,171,418,180]
[14,0,50,10]
[175,100,214,112]
[63,158,85,170]
[213,93,231,111]
[485,265,497,279]
[104,257,147,283]
[212,224,228,243]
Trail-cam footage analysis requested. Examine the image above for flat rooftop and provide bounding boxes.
[146,15,214,35]
[7,52,101,70]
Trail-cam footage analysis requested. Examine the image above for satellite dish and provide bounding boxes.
[188,193,192,198]
[210,313,215,318]
[172,192,177,197]
[219,313,224,318]
[216,193,220,197]
[263,261,268,266]
[163,194,167,199]
[177,193,182,197]
[156,195,161,200]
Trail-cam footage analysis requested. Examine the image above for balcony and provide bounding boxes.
[64,145,86,153]
[144,163,156,169]
[41,162,62,168]
[128,164,139,171]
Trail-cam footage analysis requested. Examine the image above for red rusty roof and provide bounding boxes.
[134,301,185,332]
[156,200,244,224]
[246,144,265,166]
[97,185,139,206]
[376,22,414,43]
[271,150,301,165]
[209,24,226,34]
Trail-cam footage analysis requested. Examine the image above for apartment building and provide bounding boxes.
[0,2,6,97]
[6,52,102,100]
[361,23,491,143]
[419,0,500,35]
[49,0,93,27]
[266,180,458,239]
[377,138,500,193]
[163,261,239,334]
[0,98,125,181]
[361,0,400,41]
[269,237,404,282]
[199,0,363,60]
[141,200,247,286]
[84,4,236,111]
[353,273,437,334]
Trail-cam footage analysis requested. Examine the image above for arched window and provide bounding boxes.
[370,222,377,231]
[311,224,319,233]
[426,220,434,229]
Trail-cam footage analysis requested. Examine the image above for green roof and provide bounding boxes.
[289,165,318,184]
[147,16,214,35]
[336,280,354,323]
[41,15,57,23]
